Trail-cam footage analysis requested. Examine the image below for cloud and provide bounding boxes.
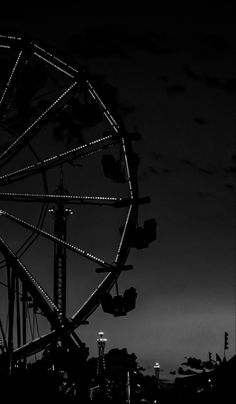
[202,75,236,93]
[165,84,186,94]
[151,152,163,161]
[223,166,236,175]
[183,64,201,81]
[183,65,236,94]
[140,165,171,180]
[180,159,196,168]
[223,78,236,93]
[197,168,215,175]
[66,25,174,60]
[162,168,171,175]
[180,159,216,174]
[224,184,235,190]
[66,25,128,59]
[201,34,230,53]
[193,118,208,125]
[148,166,159,175]
[202,74,222,90]
[160,75,170,83]
[196,191,214,198]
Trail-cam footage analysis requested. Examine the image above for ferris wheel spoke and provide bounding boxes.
[0,234,60,326]
[12,320,84,360]
[0,82,78,168]
[33,42,79,77]
[0,192,118,205]
[0,134,117,187]
[0,191,149,207]
[13,329,58,360]
[33,45,122,134]
[0,209,113,269]
[0,49,23,120]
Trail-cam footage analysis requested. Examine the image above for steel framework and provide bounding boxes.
[0,32,146,379]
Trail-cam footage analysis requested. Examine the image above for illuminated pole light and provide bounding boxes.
[154,362,160,390]
[97,331,108,377]
[97,331,108,363]
[96,331,108,400]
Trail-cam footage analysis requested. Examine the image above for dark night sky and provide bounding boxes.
[0,5,235,378]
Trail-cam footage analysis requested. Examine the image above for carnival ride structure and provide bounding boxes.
[0,32,155,394]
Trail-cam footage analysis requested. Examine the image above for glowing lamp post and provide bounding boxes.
[97,331,107,360]
[154,362,160,390]
[96,331,108,400]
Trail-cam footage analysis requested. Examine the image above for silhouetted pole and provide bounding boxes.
[7,264,15,375]
[0,318,7,353]
[126,370,131,404]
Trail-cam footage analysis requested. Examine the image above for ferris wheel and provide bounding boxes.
[0,32,154,374]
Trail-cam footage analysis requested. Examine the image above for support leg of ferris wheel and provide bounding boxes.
[49,167,73,321]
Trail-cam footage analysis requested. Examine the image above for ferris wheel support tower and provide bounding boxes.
[49,169,72,319]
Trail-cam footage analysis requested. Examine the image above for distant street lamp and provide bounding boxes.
[97,331,108,374]
[154,362,160,390]
[96,331,108,400]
